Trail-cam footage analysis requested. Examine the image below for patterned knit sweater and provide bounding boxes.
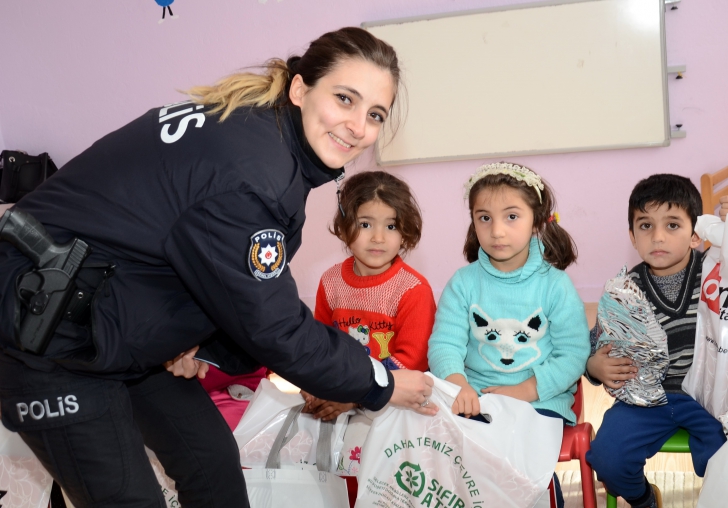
[588,249,702,394]
[314,256,436,371]
[428,237,590,424]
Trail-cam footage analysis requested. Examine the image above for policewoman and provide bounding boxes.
[0,27,437,507]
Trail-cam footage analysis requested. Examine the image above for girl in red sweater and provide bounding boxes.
[302,171,436,428]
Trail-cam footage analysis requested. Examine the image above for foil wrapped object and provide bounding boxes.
[596,266,669,407]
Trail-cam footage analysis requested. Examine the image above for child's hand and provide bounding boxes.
[481,376,538,402]
[446,374,480,417]
[163,345,210,379]
[300,390,324,414]
[586,343,638,389]
[720,195,728,221]
[300,391,356,421]
[310,401,357,422]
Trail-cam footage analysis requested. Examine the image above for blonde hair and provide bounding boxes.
[184,27,403,126]
[186,59,290,121]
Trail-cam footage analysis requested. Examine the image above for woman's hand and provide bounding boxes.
[163,346,209,380]
[481,376,538,402]
[586,343,637,390]
[389,370,438,416]
[445,374,480,417]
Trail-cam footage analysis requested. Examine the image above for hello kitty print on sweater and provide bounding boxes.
[315,256,435,372]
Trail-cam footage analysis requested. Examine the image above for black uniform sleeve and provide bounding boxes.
[163,191,393,410]
[196,330,263,375]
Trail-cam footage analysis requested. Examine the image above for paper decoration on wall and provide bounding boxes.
[156,0,178,24]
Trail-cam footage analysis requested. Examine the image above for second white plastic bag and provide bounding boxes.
[233,378,349,472]
[696,440,728,508]
[355,374,562,508]
[0,423,53,508]
[683,215,728,432]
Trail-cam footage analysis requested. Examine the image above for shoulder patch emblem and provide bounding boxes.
[248,229,286,281]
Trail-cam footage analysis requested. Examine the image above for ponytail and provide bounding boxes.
[186,59,291,121]
[540,218,577,270]
[185,27,402,124]
[463,223,480,263]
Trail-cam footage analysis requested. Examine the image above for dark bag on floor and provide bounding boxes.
[0,150,59,203]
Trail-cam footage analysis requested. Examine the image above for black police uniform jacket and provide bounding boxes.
[0,102,393,409]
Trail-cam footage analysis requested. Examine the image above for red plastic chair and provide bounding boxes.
[548,378,597,508]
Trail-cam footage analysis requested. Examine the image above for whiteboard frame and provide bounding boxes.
[363,0,671,166]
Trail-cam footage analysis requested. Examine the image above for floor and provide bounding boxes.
[558,470,702,508]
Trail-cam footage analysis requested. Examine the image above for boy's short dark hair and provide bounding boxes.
[628,174,703,232]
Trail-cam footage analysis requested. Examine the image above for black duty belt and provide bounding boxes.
[61,264,115,326]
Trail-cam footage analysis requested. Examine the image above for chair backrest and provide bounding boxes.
[701,166,728,248]
[573,378,584,424]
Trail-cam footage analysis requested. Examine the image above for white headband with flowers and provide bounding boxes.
[464,162,545,203]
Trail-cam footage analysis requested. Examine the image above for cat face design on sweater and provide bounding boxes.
[469,304,548,373]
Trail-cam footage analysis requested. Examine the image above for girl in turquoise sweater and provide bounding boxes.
[428,162,590,425]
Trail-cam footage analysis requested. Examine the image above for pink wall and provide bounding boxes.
[1,0,727,306]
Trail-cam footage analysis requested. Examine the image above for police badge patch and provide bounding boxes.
[248,229,286,281]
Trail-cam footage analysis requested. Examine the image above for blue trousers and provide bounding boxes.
[586,394,726,501]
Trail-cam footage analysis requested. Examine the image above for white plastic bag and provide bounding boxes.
[336,406,390,476]
[243,468,350,508]
[696,440,728,508]
[146,448,181,508]
[683,215,728,432]
[337,411,373,476]
[233,379,348,472]
[354,374,563,508]
[145,406,350,508]
[0,424,53,508]
[242,404,350,508]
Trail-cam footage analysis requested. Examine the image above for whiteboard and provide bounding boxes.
[364,0,670,166]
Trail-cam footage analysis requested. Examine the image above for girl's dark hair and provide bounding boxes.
[463,168,577,270]
[188,27,403,134]
[332,171,422,255]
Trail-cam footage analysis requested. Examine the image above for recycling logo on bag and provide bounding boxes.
[394,461,426,497]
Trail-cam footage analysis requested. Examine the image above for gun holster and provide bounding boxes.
[15,262,113,325]
[0,207,100,354]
